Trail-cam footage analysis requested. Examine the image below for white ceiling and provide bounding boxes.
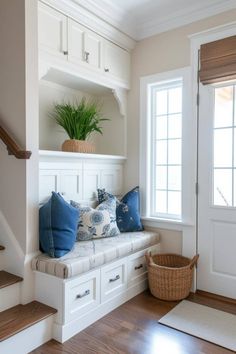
[74,0,236,40]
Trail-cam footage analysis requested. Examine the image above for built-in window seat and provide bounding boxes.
[32,230,160,343]
[32,231,160,279]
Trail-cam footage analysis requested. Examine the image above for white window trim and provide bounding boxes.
[140,67,195,225]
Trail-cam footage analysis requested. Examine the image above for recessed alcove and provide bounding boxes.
[39,66,127,157]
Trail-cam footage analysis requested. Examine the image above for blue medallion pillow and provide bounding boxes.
[97,186,144,232]
[39,192,79,258]
[71,196,120,241]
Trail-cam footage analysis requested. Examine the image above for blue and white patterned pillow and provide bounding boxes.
[97,187,144,233]
[71,197,120,241]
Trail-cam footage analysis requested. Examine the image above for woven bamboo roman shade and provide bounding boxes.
[199,35,236,85]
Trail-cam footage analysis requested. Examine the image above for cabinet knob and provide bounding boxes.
[61,192,65,196]
[84,51,90,63]
[63,51,68,55]
[104,68,109,72]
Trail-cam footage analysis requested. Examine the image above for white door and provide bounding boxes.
[103,40,130,83]
[84,30,103,70]
[38,2,68,59]
[198,81,236,299]
[68,19,86,65]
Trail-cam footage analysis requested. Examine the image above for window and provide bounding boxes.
[213,83,236,207]
[151,80,182,219]
[140,67,193,223]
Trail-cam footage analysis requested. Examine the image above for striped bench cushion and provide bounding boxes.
[32,231,160,279]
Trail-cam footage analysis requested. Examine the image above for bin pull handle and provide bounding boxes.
[189,254,199,269]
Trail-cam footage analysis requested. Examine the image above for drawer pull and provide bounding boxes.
[76,289,90,299]
[135,264,143,270]
[84,51,90,63]
[109,275,120,283]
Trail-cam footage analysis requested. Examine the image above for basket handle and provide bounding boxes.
[145,252,153,266]
[189,254,199,269]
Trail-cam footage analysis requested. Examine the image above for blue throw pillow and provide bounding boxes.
[97,187,144,232]
[39,192,79,258]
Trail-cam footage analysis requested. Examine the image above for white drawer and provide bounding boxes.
[64,269,100,323]
[101,258,127,302]
[127,249,148,288]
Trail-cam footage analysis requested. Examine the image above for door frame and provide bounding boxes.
[190,22,236,291]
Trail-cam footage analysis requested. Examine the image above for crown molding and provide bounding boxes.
[71,0,137,39]
[40,0,136,50]
[136,0,236,40]
[40,0,236,42]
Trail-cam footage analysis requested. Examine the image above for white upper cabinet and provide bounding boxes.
[38,2,131,87]
[103,40,130,85]
[38,2,68,59]
[84,30,103,70]
[67,19,85,65]
[68,19,102,71]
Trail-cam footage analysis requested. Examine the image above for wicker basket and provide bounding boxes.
[145,253,199,301]
[62,139,95,153]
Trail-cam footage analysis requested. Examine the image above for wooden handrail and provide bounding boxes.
[0,125,32,159]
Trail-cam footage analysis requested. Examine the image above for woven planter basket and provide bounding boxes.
[145,253,199,301]
[62,139,95,153]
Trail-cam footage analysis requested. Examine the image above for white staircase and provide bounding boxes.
[0,245,57,354]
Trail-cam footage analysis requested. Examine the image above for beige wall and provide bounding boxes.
[125,9,236,190]
[0,0,38,260]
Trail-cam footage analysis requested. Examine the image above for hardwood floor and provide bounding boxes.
[31,291,235,354]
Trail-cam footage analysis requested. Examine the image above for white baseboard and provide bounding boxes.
[0,283,21,312]
[53,280,147,343]
[0,315,54,354]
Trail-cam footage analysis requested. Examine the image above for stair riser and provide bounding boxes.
[0,283,20,312]
[0,315,54,354]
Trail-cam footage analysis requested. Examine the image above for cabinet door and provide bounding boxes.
[100,165,123,195]
[60,170,83,202]
[104,40,130,83]
[38,2,67,59]
[68,18,86,65]
[83,168,100,200]
[39,170,60,204]
[84,30,103,70]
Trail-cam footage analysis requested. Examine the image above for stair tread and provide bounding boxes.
[0,246,5,251]
[0,301,57,341]
[0,271,23,289]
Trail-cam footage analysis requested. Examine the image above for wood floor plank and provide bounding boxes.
[0,270,23,289]
[0,301,57,341]
[31,291,235,354]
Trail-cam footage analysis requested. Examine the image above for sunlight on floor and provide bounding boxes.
[150,332,183,354]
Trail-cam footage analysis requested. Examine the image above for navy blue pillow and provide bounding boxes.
[98,187,143,232]
[39,192,79,258]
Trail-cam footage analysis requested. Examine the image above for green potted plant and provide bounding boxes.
[50,98,108,153]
